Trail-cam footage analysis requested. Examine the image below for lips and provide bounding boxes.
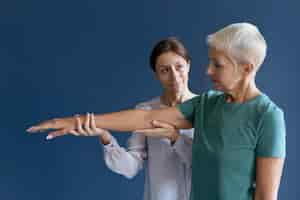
[211,79,218,83]
[169,82,180,87]
[170,84,179,88]
[168,83,181,90]
[211,79,220,87]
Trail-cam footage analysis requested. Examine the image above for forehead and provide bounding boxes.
[209,47,226,59]
[156,51,187,66]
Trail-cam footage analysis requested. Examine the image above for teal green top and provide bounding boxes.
[176,90,286,200]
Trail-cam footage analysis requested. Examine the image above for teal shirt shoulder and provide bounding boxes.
[176,90,286,200]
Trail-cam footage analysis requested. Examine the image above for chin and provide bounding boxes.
[169,87,182,93]
[213,85,225,92]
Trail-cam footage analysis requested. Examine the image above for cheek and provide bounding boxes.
[157,74,171,85]
[179,71,188,81]
[219,69,231,80]
[181,75,188,84]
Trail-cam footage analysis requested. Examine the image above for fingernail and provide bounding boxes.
[46,135,53,140]
[26,127,35,132]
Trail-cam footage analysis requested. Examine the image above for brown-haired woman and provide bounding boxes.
[31,37,197,200]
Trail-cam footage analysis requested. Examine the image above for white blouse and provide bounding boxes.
[102,97,193,200]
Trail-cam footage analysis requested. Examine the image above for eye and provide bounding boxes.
[176,64,185,71]
[213,61,222,68]
[215,64,221,68]
[160,68,169,73]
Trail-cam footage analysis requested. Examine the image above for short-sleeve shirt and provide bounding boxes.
[176,90,286,200]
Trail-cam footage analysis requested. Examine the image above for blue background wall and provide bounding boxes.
[0,0,298,199]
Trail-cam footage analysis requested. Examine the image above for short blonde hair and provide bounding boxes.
[207,23,267,70]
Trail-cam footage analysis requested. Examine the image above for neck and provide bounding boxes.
[226,79,261,103]
[161,88,194,106]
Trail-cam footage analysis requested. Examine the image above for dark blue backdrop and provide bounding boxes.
[0,0,298,199]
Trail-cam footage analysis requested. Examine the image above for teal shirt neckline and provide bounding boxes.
[221,92,267,107]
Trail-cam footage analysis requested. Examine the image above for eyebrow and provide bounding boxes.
[157,61,183,68]
[157,65,169,69]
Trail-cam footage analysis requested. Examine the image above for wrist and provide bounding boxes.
[169,132,180,145]
[100,133,112,145]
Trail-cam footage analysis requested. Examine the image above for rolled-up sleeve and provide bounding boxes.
[102,103,150,179]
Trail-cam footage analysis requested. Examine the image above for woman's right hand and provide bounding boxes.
[69,113,112,144]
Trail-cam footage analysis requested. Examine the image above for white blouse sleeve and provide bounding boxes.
[103,133,147,179]
[102,103,149,179]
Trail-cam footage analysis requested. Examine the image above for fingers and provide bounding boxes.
[83,113,92,135]
[151,120,174,129]
[46,129,69,140]
[75,116,86,135]
[26,126,41,133]
[133,129,157,137]
[69,130,80,136]
[133,128,168,137]
[134,120,179,140]
[90,113,97,130]
[72,113,108,136]
[134,128,166,133]
[27,117,75,134]
[84,112,101,135]
[27,119,59,133]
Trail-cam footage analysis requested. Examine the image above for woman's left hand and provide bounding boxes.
[134,120,179,143]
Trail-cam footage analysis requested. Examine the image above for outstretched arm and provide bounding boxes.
[27,107,192,138]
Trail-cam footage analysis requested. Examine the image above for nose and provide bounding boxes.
[170,66,180,81]
[206,63,214,76]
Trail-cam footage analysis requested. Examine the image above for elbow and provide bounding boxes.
[121,160,141,179]
[123,170,138,179]
[116,164,140,179]
[104,155,141,179]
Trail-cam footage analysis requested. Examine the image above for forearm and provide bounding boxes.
[254,157,284,200]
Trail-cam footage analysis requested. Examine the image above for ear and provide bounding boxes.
[243,62,254,75]
[187,61,191,73]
